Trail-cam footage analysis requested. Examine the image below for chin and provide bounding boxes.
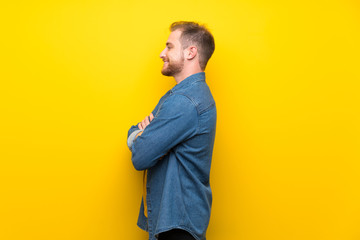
[161,71,172,77]
[161,68,172,76]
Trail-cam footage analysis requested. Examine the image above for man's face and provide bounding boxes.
[160,30,185,77]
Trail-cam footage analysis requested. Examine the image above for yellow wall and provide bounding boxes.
[1,0,359,239]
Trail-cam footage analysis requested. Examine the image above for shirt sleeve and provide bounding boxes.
[127,90,170,140]
[127,129,144,149]
[130,94,198,171]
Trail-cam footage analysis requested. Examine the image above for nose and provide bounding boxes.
[160,48,166,59]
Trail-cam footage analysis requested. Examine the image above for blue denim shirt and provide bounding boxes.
[127,72,216,240]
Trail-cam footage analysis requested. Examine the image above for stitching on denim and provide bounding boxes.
[199,102,215,115]
[172,93,200,134]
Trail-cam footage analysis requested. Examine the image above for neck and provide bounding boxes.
[173,67,203,84]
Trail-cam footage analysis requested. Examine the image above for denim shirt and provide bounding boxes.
[127,72,216,240]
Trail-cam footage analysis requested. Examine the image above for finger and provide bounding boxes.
[149,113,154,122]
[144,116,150,126]
[138,123,143,130]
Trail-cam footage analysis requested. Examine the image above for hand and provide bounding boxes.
[138,113,154,130]
[137,112,167,160]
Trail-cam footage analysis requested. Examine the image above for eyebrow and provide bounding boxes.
[166,42,174,47]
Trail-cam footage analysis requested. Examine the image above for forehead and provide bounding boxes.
[166,29,182,46]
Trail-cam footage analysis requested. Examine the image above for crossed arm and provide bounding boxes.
[138,113,154,131]
[127,94,198,171]
[127,113,154,149]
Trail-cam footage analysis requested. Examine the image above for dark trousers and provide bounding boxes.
[157,229,196,240]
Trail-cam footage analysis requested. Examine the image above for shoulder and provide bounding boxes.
[152,93,198,120]
[162,93,197,112]
[177,82,216,114]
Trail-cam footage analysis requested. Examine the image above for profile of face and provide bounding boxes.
[160,30,185,77]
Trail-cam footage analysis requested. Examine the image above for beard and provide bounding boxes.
[161,56,184,76]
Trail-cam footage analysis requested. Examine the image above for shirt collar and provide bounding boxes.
[171,72,206,93]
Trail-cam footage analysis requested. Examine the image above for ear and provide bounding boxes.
[184,46,198,60]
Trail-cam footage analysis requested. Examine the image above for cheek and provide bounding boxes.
[170,51,182,62]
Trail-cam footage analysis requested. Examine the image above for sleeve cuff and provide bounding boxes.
[127,129,144,149]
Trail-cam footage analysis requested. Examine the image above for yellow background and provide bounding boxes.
[1,0,359,239]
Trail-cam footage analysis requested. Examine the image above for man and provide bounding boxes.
[127,21,216,240]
